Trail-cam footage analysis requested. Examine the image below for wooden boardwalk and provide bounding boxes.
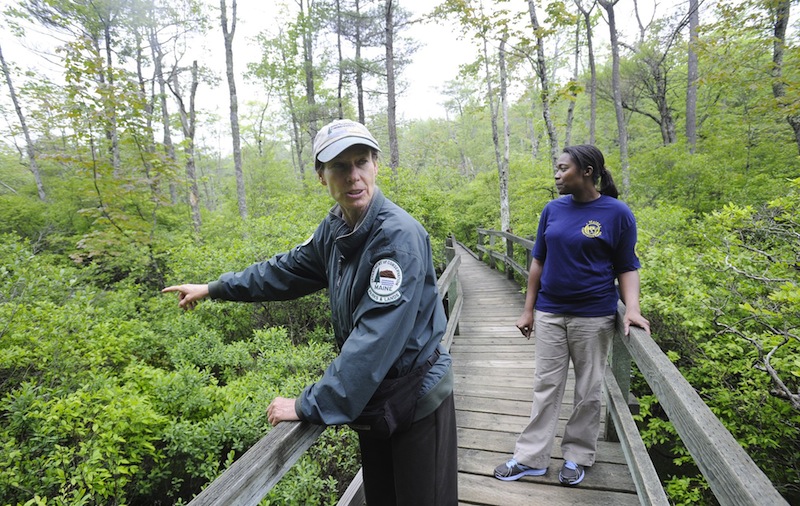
[452,244,640,506]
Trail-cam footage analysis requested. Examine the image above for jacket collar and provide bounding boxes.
[331,187,385,259]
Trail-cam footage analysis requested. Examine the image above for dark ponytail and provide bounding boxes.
[599,166,619,199]
[562,144,619,199]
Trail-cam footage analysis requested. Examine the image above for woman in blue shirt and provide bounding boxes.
[494,144,650,486]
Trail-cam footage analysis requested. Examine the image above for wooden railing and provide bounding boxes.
[188,237,463,506]
[475,228,788,506]
[476,228,534,281]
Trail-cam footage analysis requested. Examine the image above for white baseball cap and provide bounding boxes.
[313,119,381,166]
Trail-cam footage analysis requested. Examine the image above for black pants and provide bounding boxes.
[358,393,458,506]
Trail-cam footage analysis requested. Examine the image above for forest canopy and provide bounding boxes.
[0,0,798,505]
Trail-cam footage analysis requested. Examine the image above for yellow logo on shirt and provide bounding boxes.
[582,220,602,238]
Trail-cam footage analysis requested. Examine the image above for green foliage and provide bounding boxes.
[0,219,349,505]
[634,183,800,503]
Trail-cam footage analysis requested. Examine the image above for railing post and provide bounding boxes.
[477,231,485,262]
[605,312,633,443]
[505,233,514,280]
[445,236,460,336]
[527,235,534,271]
[488,234,496,269]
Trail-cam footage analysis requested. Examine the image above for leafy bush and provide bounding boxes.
[634,184,800,504]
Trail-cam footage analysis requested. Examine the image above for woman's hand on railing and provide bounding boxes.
[623,310,650,336]
[267,397,300,426]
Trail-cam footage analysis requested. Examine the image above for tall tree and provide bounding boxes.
[298,0,319,143]
[481,27,502,196]
[334,0,345,118]
[526,0,560,169]
[149,24,179,202]
[498,35,510,234]
[614,11,692,147]
[385,0,400,173]
[330,0,385,124]
[18,0,125,174]
[353,0,367,123]
[770,0,800,154]
[0,43,46,201]
[564,18,580,147]
[250,26,307,177]
[598,0,630,196]
[170,61,202,237]
[220,0,247,218]
[575,0,598,144]
[686,0,699,153]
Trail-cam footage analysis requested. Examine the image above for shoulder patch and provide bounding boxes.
[368,258,403,303]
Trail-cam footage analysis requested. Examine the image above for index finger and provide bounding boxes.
[161,285,182,294]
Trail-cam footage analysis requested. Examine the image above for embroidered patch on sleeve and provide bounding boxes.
[368,258,403,303]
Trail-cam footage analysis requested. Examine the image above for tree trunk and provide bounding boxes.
[221,0,247,219]
[0,43,46,201]
[599,0,630,196]
[385,0,400,174]
[579,1,598,145]
[149,26,178,203]
[565,19,580,147]
[355,0,366,124]
[277,31,305,176]
[527,0,559,169]
[102,24,121,176]
[686,0,699,153]
[770,0,800,154]
[499,37,511,234]
[483,35,502,187]
[335,0,344,119]
[172,61,202,237]
[299,0,318,144]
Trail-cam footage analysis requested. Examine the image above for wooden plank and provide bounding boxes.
[436,253,461,295]
[458,471,639,506]
[188,422,325,506]
[457,428,627,465]
[459,448,637,494]
[455,409,607,437]
[604,367,670,505]
[335,469,365,506]
[455,395,593,420]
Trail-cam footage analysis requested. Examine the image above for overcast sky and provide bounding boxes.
[0,0,671,126]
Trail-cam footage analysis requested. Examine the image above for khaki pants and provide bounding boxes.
[513,311,615,469]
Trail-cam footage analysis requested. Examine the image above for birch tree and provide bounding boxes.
[221,0,247,218]
[498,35,510,233]
[0,43,46,201]
[526,0,560,169]
[575,0,597,144]
[686,0,699,153]
[598,0,630,196]
[170,61,202,236]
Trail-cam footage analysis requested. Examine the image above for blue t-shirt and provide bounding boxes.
[532,195,640,317]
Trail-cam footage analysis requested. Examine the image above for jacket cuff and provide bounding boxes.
[207,280,223,299]
[294,397,305,421]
